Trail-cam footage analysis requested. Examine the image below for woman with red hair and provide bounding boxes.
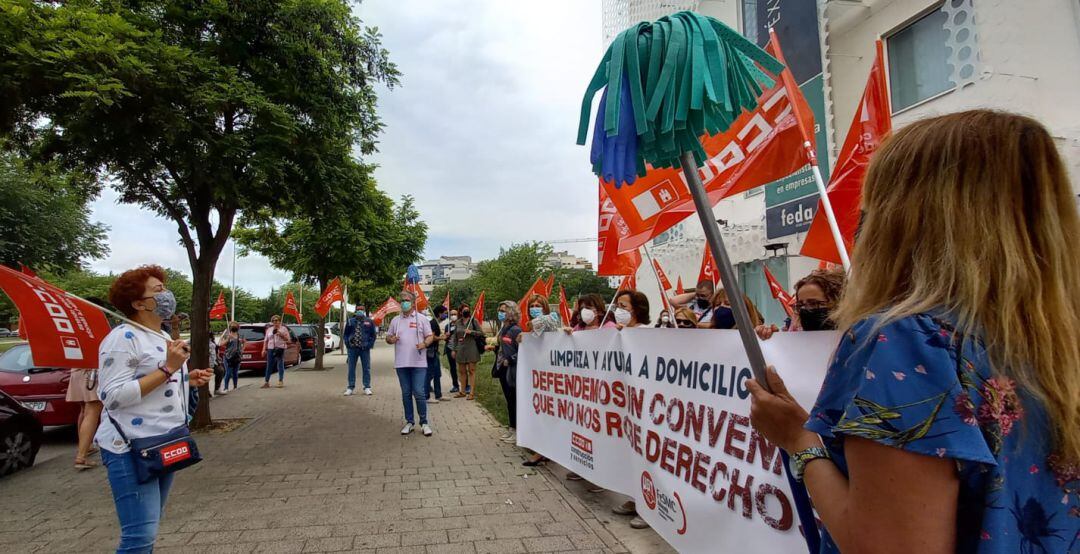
[97,265,213,552]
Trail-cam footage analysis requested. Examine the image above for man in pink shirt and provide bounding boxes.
[386,291,434,436]
[261,315,292,388]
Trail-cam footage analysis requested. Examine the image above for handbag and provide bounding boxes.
[105,369,202,484]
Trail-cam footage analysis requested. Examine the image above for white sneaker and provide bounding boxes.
[218,389,228,395]
[502,432,517,444]
[344,388,355,396]
[364,388,372,396]
[499,431,513,440]
[422,424,433,437]
[400,423,414,435]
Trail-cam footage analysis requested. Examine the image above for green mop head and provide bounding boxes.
[577,11,785,186]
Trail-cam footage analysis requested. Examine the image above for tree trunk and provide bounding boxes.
[188,254,217,428]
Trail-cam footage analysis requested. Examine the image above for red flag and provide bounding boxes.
[402,278,430,313]
[314,278,343,319]
[0,265,112,369]
[283,291,302,323]
[763,266,796,321]
[599,40,816,254]
[209,292,228,320]
[442,291,451,311]
[652,259,673,291]
[371,297,401,326]
[676,276,685,295]
[617,273,637,292]
[818,260,839,271]
[598,187,642,275]
[543,274,555,297]
[801,40,892,264]
[519,277,549,329]
[698,244,718,287]
[472,291,485,326]
[16,264,39,340]
[558,285,572,324]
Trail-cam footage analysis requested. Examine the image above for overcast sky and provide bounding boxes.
[88,0,603,296]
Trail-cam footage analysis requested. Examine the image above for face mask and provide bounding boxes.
[580,308,596,325]
[230,327,239,333]
[695,297,710,310]
[401,301,413,312]
[461,310,470,318]
[660,315,670,324]
[614,308,632,326]
[450,315,458,322]
[355,311,366,317]
[439,313,448,321]
[529,307,543,319]
[148,290,176,320]
[799,307,835,331]
[712,306,736,329]
[497,312,506,322]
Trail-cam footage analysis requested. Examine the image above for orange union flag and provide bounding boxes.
[209,292,228,320]
[314,278,344,319]
[283,291,302,323]
[600,37,815,254]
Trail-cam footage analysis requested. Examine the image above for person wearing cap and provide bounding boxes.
[344,304,377,396]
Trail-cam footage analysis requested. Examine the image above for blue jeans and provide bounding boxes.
[264,348,285,383]
[223,358,240,390]
[102,449,176,553]
[426,353,442,399]
[395,367,428,425]
[346,347,371,389]
[445,349,459,390]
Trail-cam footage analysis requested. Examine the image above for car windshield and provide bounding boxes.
[239,327,265,342]
[0,345,34,373]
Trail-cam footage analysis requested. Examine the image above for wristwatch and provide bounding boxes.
[791,446,831,481]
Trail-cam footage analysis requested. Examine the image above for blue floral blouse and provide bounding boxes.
[806,313,1079,553]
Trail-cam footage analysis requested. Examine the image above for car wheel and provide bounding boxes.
[0,422,41,476]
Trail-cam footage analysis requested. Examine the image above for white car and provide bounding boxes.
[324,328,341,351]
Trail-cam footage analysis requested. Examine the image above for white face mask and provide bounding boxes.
[614,308,632,326]
[450,315,458,322]
[580,308,596,325]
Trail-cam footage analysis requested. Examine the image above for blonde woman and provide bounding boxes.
[749,111,1080,553]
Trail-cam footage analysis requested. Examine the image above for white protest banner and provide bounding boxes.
[517,327,838,553]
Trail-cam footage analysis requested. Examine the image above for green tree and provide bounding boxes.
[552,267,616,305]
[471,242,553,320]
[0,150,108,272]
[1,0,399,425]
[235,179,427,369]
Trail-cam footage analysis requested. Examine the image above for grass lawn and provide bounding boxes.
[467,351,510,427]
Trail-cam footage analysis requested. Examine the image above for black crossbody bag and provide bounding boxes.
[105,367,202,483]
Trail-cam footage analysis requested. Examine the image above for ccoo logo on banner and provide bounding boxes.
[517,328,838,553]
[0,265,112,368]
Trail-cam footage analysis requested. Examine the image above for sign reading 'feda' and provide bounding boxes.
[766,194,820,239]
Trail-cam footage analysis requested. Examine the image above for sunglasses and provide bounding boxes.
[676,319,695,328]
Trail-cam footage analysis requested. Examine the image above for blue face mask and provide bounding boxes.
[401,301,413,312]
[149,290,176,320]
[712,306,736,329]
[497,312,506,322]
[528,307,543,319]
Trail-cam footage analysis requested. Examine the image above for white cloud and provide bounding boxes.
[88,0,604,295]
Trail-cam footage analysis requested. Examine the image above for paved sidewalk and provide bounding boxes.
[0,344,642,554]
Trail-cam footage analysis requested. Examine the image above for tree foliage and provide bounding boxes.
[0,0,400,425]
[0,149,108,272]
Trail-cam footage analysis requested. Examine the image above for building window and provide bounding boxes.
[886,6,952,112]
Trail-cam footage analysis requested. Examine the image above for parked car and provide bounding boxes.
[324,327,341,351]
[237,324,301,372]
[0,389,43,476]
[0,328,14,338]
[0,344,80,426]
[287,324,318,361]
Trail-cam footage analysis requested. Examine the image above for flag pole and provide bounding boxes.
[641,245,676,324]
[230,239,237,323]
[340,284,348,355]
[597,277,627,328]
[768,26,850,271]
[62,292,174,343]
[679,152,768,385]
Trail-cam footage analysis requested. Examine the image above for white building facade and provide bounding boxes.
[417,256,475,293]
[600,0,1080,326]
[545,250,594,271]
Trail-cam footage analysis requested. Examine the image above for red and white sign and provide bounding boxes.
[314,278,344,319]
[0,265,112,369]
[518,328,837,552]
[161,442,193,466]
